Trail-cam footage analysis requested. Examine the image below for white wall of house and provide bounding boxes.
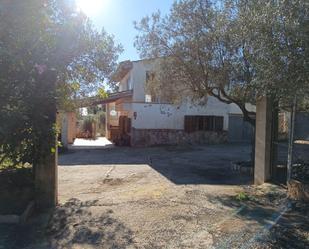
[112,59,255,132]
[119,71,133,92]
[131,60,160,102]
[127,60,246,131]
[131,96,236,131]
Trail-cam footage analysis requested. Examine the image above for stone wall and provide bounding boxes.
[131,128,228,147]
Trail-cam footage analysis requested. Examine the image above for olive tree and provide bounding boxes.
[134,0,309,125]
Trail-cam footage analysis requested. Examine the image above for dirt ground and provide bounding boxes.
[1,143,308,249]
[51,144,287,249]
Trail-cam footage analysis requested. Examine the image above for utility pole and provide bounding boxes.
[286,95,297,183]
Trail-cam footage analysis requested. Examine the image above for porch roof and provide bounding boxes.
[75,90,133,107]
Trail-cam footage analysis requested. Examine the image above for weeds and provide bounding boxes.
[235,192,250,201]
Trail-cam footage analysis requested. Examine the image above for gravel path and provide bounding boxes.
[50,144,287,249]
[2,144,301,249]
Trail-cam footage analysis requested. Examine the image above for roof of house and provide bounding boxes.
[75,90,133,107]
[111,57,160,82]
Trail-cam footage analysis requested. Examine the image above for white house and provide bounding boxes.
[104,59,254,146]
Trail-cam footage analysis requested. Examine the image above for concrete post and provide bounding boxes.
[254,97,273,184]
[106,103,110,139]
[61,113,69,148]
[272,102,280,180]
[66,112,77,144]
[34,70,58,209]
[35,145,58,209]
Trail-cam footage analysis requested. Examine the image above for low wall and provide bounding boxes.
[131,128,227,147]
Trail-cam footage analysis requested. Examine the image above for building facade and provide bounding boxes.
[105,59,254,146]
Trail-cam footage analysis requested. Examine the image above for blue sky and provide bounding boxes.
[85,0,174,62]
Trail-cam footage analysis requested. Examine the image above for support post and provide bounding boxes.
[254,97,273,184]
[34,70,58,209]
[35,143,58,209]
[287,96,297,183]
[270,101,279,181]
[105,103,110,139]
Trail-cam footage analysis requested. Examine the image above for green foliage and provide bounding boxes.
[83,116,95,129]
[0,0,122,169]
[81,116,96,139]
[0,153,29,171]
[134,0,309,122]
[95,111,106,136]
[235,192,250,201]
[98,87,109,99]
[97,112,106,125]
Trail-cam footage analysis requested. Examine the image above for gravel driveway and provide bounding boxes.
[48,144,286,249]
[1,143,292,249]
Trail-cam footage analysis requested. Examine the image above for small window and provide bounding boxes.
[184,115,224,133]
[145,94,152,103]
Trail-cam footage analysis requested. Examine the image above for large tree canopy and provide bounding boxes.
[134,0,309,124]
[0,0,122,104]
[0,0,122,167]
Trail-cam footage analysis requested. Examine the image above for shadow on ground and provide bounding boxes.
[205,187,309,249]
[149,156,252,185]
[59,144,253,185]
[0,199,137,249]
[46,198,137,249]
[206,189,286,226]
[262,203,309,249]
[0,212,49,249]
